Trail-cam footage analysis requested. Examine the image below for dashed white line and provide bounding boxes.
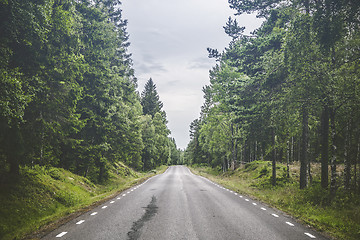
[90,212,98,216]
[117,197,121,200]
[102,206,108,209]
[110,201,115,204]
[56,232,67,238]
[304,232,316,238]
[127,191,130,194]
[122,194,126,197]
[76,220,85,225]
[194,175,318,240]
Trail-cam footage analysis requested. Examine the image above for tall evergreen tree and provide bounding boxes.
[140,78,165,119]
[185,0,360,194]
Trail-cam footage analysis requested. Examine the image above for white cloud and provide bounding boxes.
[121,0,263,148]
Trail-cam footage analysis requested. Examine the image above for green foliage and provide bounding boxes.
[140,78,180,170]
[0,0,177,183]
[257,164,269,178]
[0,166,94,240]
[0,0,177,238]
[0,164,153,240]
[186,0,360,194]
[141,78,165,119]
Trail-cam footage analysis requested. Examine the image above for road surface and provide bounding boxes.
[43,165,328,240]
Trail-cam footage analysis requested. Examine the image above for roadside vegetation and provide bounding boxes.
[0,2,180,239]
[0,0,181,183]
[185,1,360,239]
[190,162,360,240]
[0,164,167,240]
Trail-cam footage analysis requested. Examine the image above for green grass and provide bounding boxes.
[190,161,360,240]
[0,164,167,240]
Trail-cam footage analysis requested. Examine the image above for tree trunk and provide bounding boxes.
[9,154,20,176]
[233,138,237,169]
[98,161,104,183]
[6,125,23,176]
[231,124,236,170]
[357,142,360,193]
[308,152,312,184]
[298,137,301,162]
[249,141,253,162]
[39,111,44,165]
[300,105,308,189]
[321,105,329,188]
[287,139,290,179]
[344,119,351,189]
[254,140,257,161]
[272,128,276,186]
[291,136,294,163]
[222,155,227,172]
[330,108,337,195]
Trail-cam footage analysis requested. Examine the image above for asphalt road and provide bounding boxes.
[43,165,329,240]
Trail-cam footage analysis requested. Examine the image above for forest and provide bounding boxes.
[1,1,360,239]
[185,0,360,194]
[0,0,181,184]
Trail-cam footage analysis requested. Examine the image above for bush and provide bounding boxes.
[300,184,331,206]
[257,165,269,178]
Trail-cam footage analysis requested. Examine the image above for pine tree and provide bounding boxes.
[140,78,165,119]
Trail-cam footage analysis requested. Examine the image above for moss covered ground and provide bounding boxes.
[0,164,166,240]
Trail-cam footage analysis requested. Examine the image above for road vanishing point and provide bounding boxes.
[43,166,328,240]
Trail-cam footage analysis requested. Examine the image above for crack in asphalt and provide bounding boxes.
[127,196,158,240]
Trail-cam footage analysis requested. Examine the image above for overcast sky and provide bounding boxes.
[121,0,263,149]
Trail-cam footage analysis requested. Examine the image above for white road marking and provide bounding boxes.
[305,233,316,238]
[76,220,85,225]
[127,191,130,194]
[117,197,121,200]
[272,214,279,218]
[252,203,257,205]
[90,212,98,216]
[234,193,238,195]
[240,196,243,198]
[286,222,294,226]
[122,194,126,196]
[102,206,108,209]
[110,201,115,204]
[261,207,267,211]
[245,199,249,201]
[131,189,134,192]
[56,232,67,238]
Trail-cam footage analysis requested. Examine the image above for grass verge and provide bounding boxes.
[0,164,167,240]
[190,161,360,240]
